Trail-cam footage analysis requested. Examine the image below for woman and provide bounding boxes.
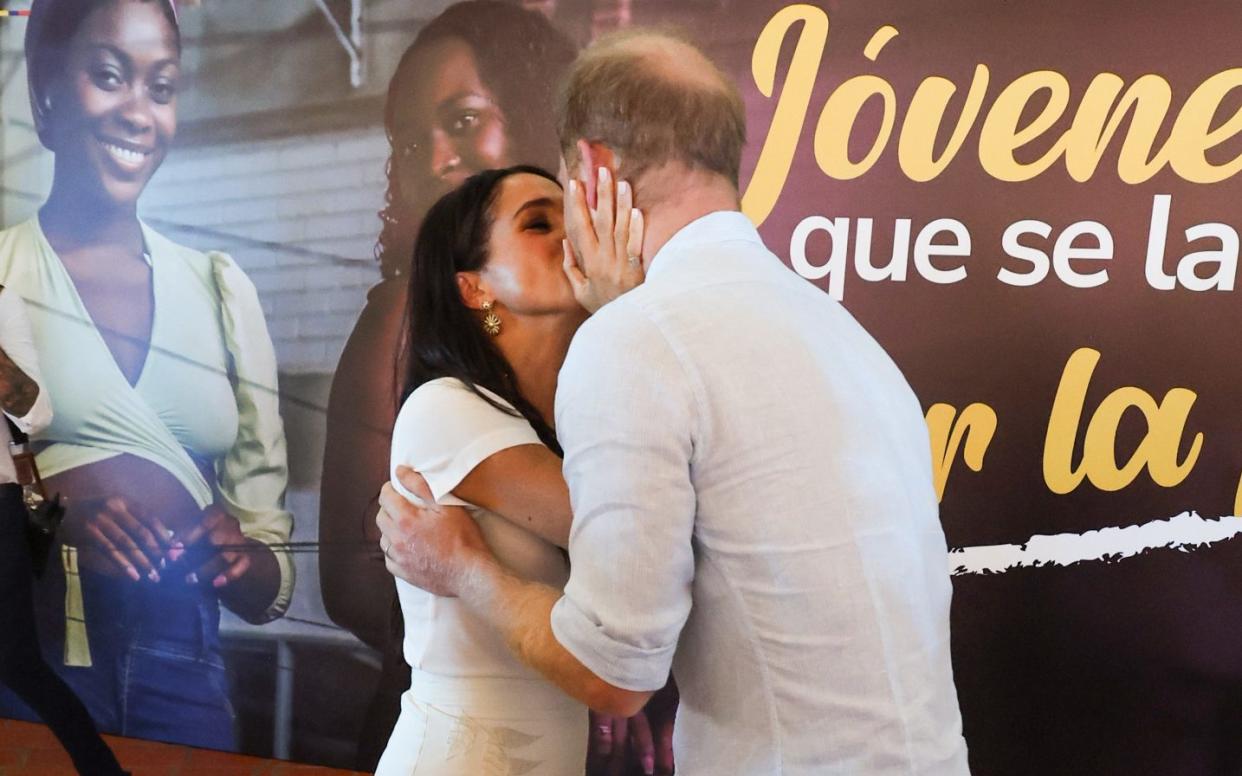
[376,165,644,775]
[317,2,576,766]
[0,0,293,750]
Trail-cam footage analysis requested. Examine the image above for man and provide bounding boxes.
[378,30,969,774]
[0,284,128,775]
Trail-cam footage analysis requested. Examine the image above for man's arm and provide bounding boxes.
[0,289,50,432]
[546,306,698,697]
[377,475,653,717]
[458,547,654,716]
[377,306,697,717]
[0,343,40,418]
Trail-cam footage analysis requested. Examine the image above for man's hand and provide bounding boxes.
[378,470,654,718]
[563,166,646,313]
[376,466,495,597]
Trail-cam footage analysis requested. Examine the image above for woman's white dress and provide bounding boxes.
[375,377,587,776]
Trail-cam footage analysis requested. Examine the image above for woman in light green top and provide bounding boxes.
[0,0,292,750]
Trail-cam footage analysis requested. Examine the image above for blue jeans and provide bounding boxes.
[0,568,236,751]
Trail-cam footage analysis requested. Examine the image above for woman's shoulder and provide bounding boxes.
[139,222,220,273]
[366,276,406,309]
[344,278,405,349]
[140,220,199,254]
[395,378,526,436]
[402,377,513,414]
[139,224,267,316]
[390,377,541,486]
[139,222,250,285]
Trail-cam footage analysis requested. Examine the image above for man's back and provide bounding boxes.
[554,212,968,775]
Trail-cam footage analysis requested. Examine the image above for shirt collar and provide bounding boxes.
[645,210,762,281]
[31,215,153,266]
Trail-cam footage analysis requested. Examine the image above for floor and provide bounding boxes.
[0,719,365,776]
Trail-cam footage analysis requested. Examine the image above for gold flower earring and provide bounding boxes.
[481,300,502,336]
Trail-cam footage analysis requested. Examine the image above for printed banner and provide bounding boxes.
[1,1,1238,773]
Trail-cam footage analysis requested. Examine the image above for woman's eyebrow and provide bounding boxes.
[436,89,492,109]
[85,42,179,71]
[85,42,129,62]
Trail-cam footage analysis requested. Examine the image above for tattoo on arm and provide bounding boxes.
[0,346,39,418]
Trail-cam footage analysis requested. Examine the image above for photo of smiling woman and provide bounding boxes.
[0,0,293,751]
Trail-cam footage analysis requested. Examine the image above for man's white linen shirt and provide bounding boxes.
[551,211,970,775]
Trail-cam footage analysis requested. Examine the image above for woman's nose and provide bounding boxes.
[116,92,155,136]
[430,131,462,179]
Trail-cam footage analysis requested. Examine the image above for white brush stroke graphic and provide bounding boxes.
[949,512,1242,575]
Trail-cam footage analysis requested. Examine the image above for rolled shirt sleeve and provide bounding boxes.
[550,302,699,692]
[0,288,52,435]
[210,252,295,622]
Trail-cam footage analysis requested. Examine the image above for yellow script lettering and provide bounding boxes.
[1044,348,1203,494]
[926,402,998,501]
[743,4,829,227]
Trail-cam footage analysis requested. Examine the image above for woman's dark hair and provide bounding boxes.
[401,165,562,455]
[377,1,577,280]
[25,0,181,115]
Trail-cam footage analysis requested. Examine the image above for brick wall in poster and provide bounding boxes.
[142,128,389,376]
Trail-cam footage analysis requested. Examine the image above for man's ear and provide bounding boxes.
[574,139,619,210]
[455,271,490,311]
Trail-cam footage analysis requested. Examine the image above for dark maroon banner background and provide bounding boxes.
[715,2,1242,773]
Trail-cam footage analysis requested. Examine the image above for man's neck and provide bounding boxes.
[633,165,742,270]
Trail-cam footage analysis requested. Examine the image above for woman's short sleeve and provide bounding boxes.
[390,378,542,506]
